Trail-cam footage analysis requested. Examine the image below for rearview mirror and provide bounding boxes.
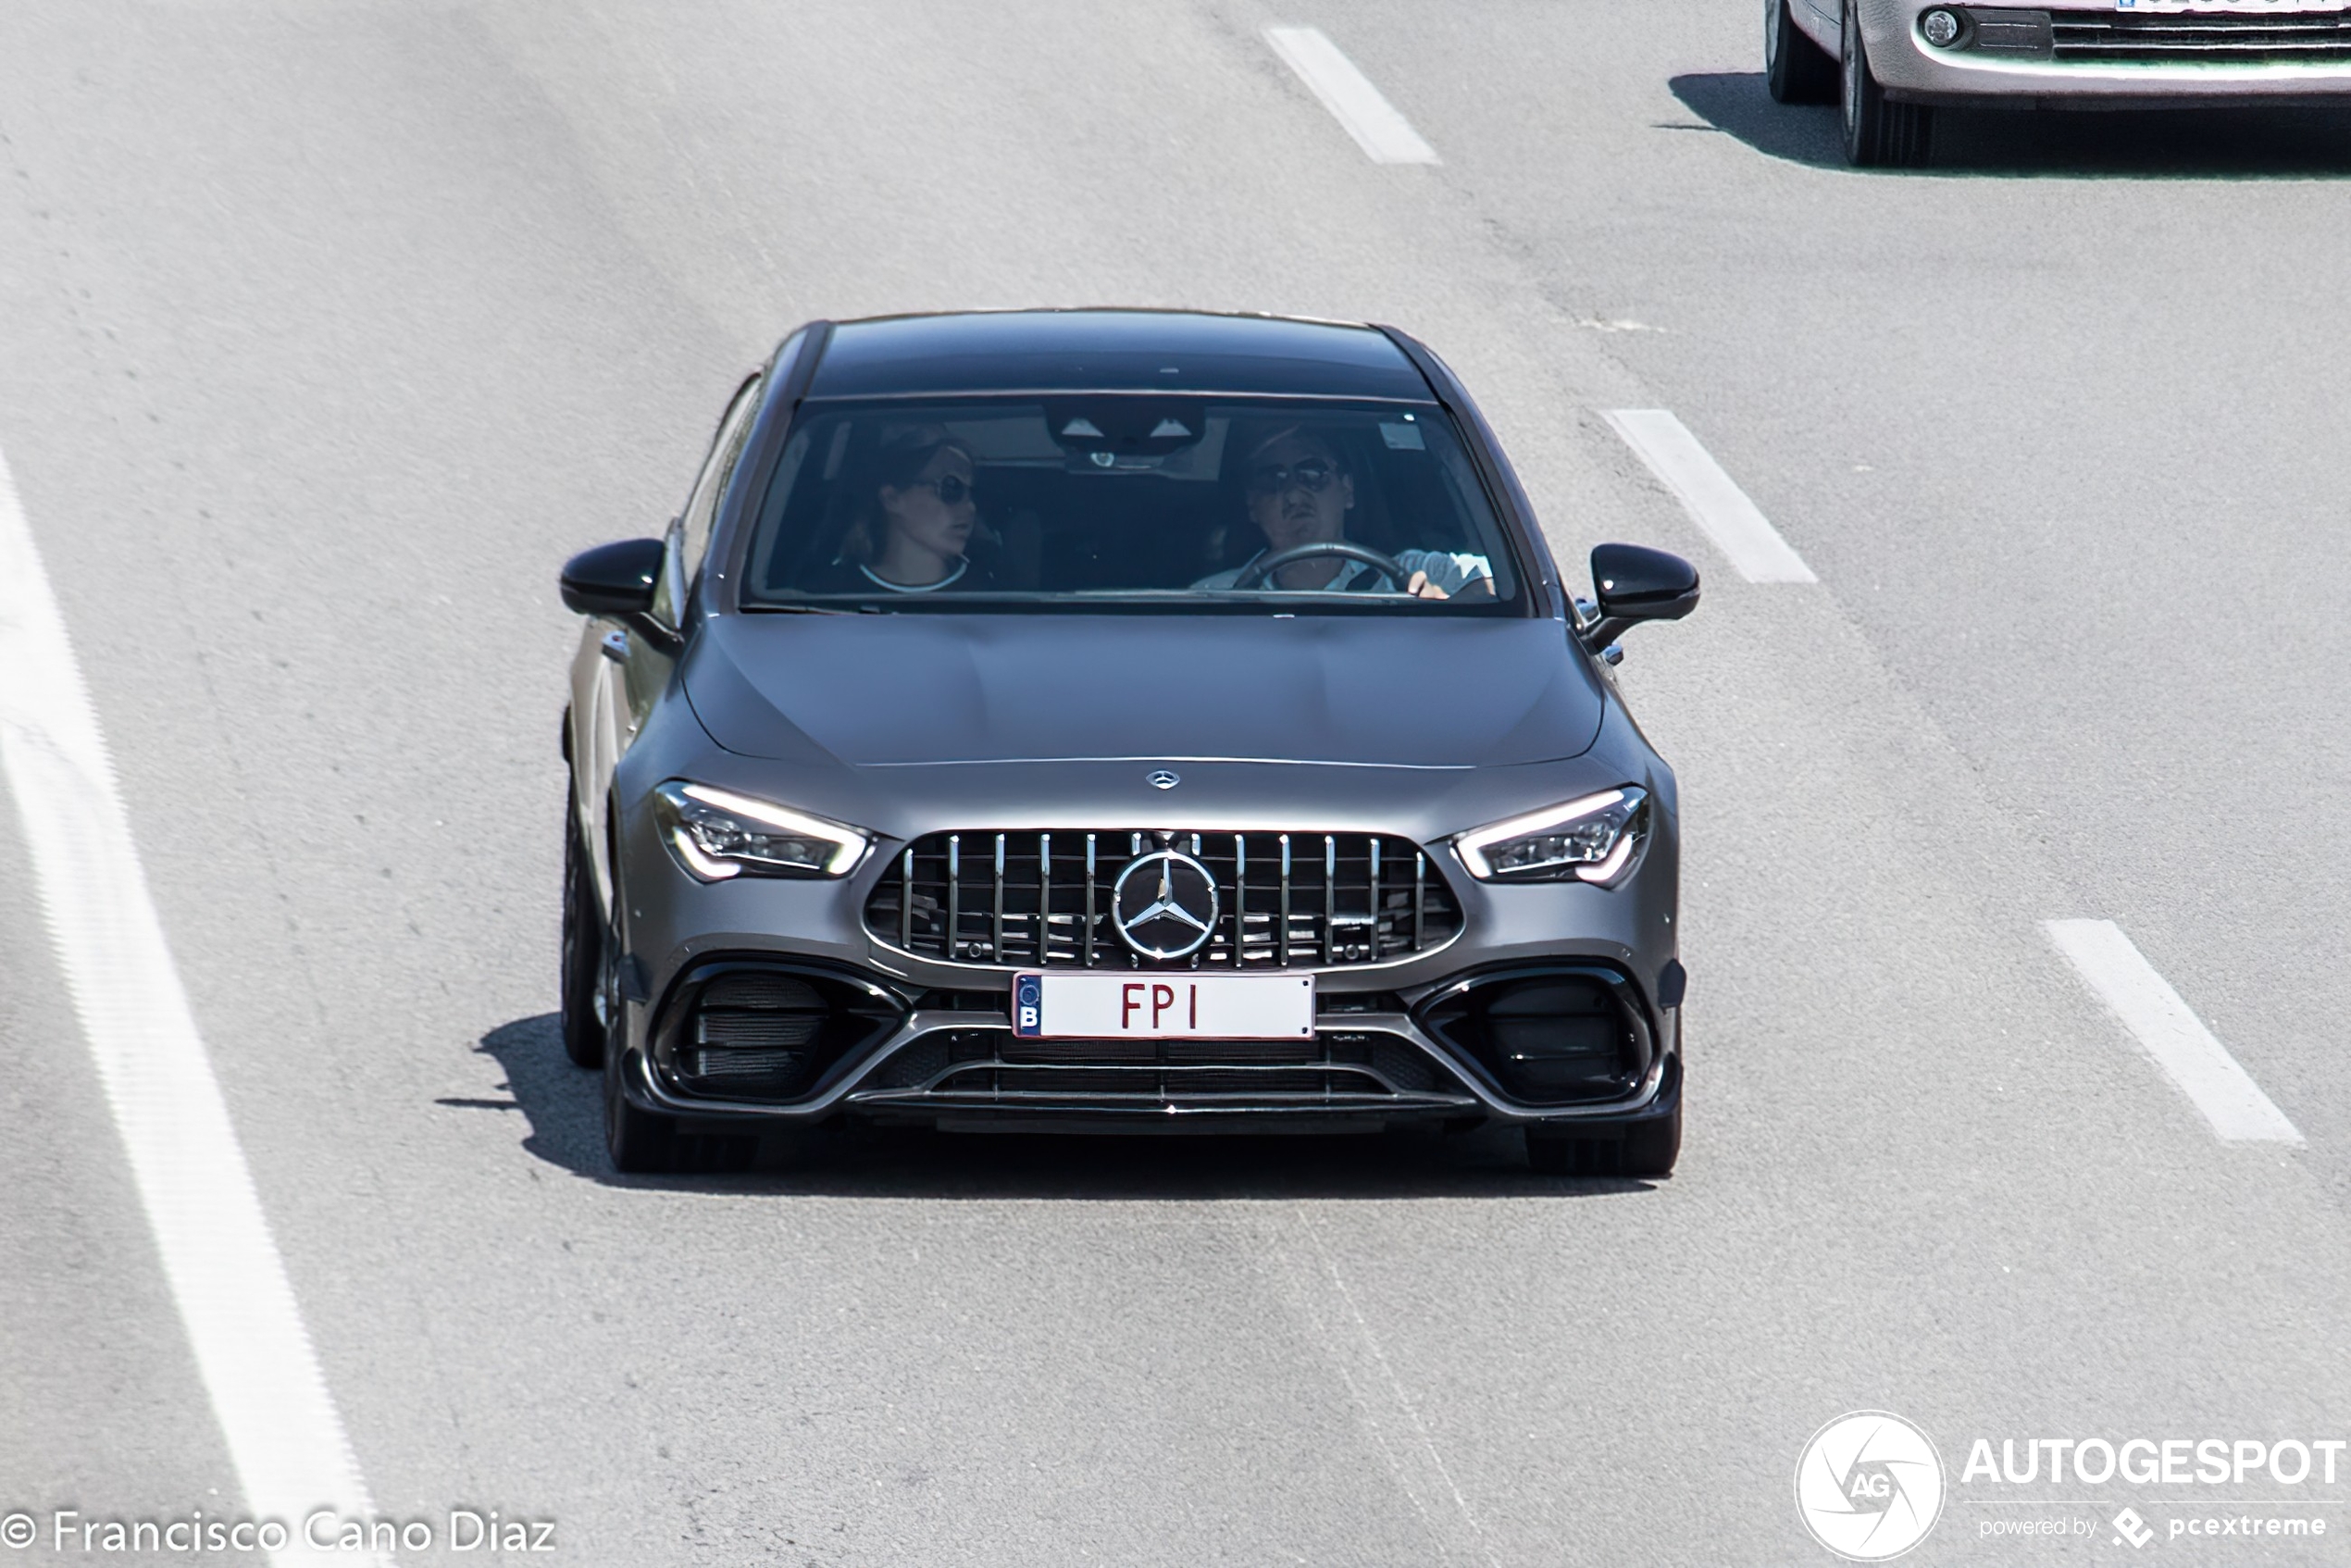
[1581,542,1699,654]
[560,538,665,617]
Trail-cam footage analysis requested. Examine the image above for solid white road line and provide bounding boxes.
[2046,919,2303,1145]
[0,451,383,1566]
[1265,26,1441,166]
[1602,410,1817,584]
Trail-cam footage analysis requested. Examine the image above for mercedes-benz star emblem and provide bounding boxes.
[1110,850,1219,960]
[1147,769,1180,790]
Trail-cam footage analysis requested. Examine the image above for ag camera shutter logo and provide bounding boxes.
[1795,1411,1947,1561]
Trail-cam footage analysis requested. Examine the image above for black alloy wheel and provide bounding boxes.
[1766,0,1837,105]
[601,967,758,1174]
[1840,1,1934,168]
[560,803,606,1069]
[603,1036,679,1176]
[1526,1100,1682,1178]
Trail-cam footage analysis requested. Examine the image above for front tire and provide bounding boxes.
[1840,1,1934,168]
[559,804,606,1069]
[1766,0,1837,105]
[604,1039,681,1175]
[598,927,761,1176]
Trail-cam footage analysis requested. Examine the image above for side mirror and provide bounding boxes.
[561,538,680,653]
[1581,542,1698,655]
[561,538,664,616]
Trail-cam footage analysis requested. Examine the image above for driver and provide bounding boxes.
[1192,424,1493,598]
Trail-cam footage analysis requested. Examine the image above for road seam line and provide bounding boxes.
[2046,918,2302,1145]
[1262,1206,1497,1566]
[1265,26,1441,165]
[1601,409,1818,584]
[0,448,384,1566]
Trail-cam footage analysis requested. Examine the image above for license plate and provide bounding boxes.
[1012,972,1315,1039]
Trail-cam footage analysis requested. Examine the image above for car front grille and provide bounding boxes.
[851,1027,1473,1112]
[2047,8,2351,63]
[864,830,1464,970]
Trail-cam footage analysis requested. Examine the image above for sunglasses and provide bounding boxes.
[917,473,977,505]
[1245,458,1338,497]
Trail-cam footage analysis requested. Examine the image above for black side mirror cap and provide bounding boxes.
[1593,542,1699,619]
[560,538,665,617]
[1581,542,1699,653]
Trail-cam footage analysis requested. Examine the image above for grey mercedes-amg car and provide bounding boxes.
[558,309,1699,1177]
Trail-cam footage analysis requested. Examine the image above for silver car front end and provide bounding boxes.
[1852,0,2351,105]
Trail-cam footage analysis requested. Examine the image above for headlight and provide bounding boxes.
[652,781,869,881]
[1453,788,1650,885]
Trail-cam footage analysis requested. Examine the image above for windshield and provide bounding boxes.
[737,398,1526,612]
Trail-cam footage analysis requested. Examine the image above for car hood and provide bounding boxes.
[682,613,1606,769]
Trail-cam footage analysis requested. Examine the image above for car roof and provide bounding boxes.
[801,309,1436,401]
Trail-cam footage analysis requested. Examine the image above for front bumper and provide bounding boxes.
[616,959,1684,1139]
[1861,0,2351,104]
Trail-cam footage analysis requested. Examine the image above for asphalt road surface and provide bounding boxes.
[4,3,2350,1564]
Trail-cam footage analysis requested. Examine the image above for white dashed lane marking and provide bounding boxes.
[2046,918,2302,1145]
[1602,409,1818,584]
[0,449,383,1567]
[1265,26,1441,166]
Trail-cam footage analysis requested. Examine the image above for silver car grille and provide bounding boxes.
[863,829,1464,969]
[2047,9,2351,63]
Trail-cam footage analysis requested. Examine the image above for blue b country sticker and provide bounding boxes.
[1014,974,1043,1036]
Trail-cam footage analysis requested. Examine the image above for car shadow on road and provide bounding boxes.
[1670,71,2351,176]
[470,1014,1662,1200]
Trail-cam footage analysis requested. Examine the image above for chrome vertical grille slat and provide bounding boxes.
[991,834,1006,964]
[1412,852,1426,953]
[1233,834,1248,968]
[1323,835,1337,965]
[866,829,1462,969]
[899,848,914,952]
[1039,832,1053,964]
[946,835,962,961]
[1278,834,1293,968]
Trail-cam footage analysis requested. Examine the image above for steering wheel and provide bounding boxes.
[1231,541,1411,592]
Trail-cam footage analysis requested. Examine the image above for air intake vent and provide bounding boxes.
[656,963,902,1102]
[1418,966,1651,1106]
[854,1028,1467,1109]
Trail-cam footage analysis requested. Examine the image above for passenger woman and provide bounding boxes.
[806,427,994,593]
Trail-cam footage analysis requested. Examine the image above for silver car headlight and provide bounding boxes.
[1453,787,1650,885]
[652,781,870,881]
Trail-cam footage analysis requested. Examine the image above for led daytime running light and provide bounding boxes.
[653,781,869,881]
[1454,787,1649,884]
